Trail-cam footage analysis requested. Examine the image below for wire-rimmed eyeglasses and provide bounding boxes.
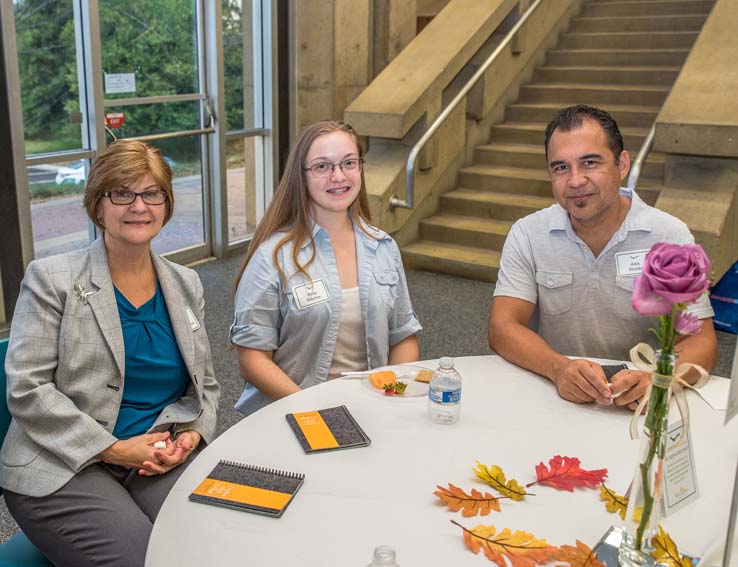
[304,158,364,177]
[103,189,168,205]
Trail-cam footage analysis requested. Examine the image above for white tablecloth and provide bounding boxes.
[146,355,738,566]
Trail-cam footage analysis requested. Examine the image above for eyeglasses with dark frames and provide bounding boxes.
[103,189,168,205]
[304,158,364,177]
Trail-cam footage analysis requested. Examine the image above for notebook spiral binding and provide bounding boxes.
[220,460,305,480]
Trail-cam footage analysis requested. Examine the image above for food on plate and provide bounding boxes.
[369,370,397,390]
[394,381,408,395]
[415,369,434,383]
[382,383,395,396]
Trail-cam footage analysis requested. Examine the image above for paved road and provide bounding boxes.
[29,170,256,258]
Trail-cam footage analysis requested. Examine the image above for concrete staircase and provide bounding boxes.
[401,0,715,282]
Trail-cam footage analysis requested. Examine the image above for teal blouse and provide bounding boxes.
[113,283,190,440]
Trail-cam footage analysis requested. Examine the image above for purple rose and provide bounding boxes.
[675,311,702,335]
[632,242,711,316]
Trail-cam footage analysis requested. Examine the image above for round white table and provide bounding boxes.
[146,355,738,566]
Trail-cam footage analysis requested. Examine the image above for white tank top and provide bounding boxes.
[328,287,368,379]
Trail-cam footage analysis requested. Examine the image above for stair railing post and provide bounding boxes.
[390,0,545,212]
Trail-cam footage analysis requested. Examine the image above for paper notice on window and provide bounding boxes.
[662,420,699,516]
[104,73,136,95]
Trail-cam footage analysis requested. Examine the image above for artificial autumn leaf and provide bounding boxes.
[452,520,556,567]
[474,462,529,500]
[528,456,607,491]
[434,483,503,516]
[599,484,642,522]
[599,483,629,519]
[552,540,605,567]
[651,526,694,567]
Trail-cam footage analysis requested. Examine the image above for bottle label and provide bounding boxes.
[429,387,461,404]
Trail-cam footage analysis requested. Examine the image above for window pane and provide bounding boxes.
[14,0,83,155]
[227,137,258,242]
[99,0,199,99]
[151,136,206,254]
[223,0,256,130]
[103,100,201,141]
[28,160,90,258]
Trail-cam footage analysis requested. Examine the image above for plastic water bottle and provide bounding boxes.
[428,357,462,424]
[365,545,400,566]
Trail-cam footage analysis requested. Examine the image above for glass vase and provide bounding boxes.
[618,350,676,567]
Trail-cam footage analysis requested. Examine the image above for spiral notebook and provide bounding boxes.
[189,460,304,518]
[286,405,371,454]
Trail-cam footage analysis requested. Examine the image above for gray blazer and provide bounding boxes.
[0,237,220,497]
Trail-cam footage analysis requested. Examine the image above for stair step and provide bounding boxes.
[505,102,659,127]
[581,0,714,17]
[519,83,670,106]
[458,164,552,196]
[546,48,689,67]
[533,65,681,86]
[401,241,501,283]
[420,214,512,250]
[488,121,650,147]
[559,30,698,49]
[475,142,666,178]
[570,14,708,33]
[441,189,555,220]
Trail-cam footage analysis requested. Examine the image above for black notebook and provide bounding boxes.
[286,405,371,454]
[189,460,304,518]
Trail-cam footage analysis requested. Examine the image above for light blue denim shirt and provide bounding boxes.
[230,219,422,415]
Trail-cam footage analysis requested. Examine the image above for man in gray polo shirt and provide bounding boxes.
[488,105,717,410]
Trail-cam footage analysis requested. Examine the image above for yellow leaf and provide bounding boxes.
[651,526,694,567]
[474,462,528,501]
[552,540,605,567]
[434,483,502,516]
[599,483,642,521]
[452,520,556,567]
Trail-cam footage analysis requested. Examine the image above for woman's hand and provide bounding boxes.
[98,431,172,471]
[137,430,201,477]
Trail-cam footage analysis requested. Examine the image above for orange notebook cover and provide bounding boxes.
[286,405,371,453]
[189,460,304,517]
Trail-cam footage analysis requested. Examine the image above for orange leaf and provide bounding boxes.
[434,483,502,516]
[530,456,607,491]
[552,540,605,567]
[452,520,556,567]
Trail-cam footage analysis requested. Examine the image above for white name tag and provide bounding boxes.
[292,279,330,309]
[662,420,699,516]
[184,306,201,331]
[615,249,649,277]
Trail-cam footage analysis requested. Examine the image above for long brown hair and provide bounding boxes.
[234,120,373,289]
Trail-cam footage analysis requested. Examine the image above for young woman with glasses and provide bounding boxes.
[0,140,219,567]
[230,120,421,415]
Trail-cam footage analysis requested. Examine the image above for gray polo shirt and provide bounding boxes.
[493,188,714,360]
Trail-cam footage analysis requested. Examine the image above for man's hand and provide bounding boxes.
[551,359,612,405]
[609,369,651,411]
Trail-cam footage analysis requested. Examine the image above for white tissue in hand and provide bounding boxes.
[153,441,166,449]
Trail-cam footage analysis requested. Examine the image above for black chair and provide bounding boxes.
[0,338,53,566]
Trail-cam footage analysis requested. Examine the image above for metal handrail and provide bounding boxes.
[391,0,544,211]
[626,123,656,190]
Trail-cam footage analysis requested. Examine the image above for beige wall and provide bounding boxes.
[292,0,416,132]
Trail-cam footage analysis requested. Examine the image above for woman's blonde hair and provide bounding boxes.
[84,139,174,230]
[234,120,372,288]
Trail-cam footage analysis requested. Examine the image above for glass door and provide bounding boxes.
[97,0,213,261]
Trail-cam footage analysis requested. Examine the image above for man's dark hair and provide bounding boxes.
[544,105,624,161]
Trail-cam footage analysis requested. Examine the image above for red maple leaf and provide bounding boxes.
[527,456,607,491]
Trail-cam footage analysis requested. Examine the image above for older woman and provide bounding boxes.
[0,140,220,567]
